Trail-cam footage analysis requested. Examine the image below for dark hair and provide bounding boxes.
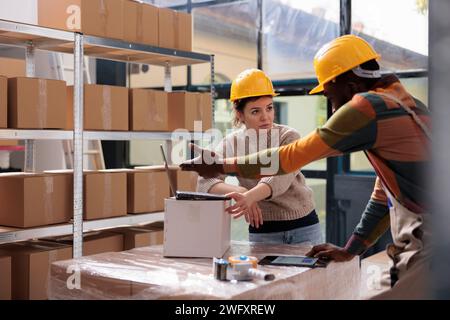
[232,96,266,127]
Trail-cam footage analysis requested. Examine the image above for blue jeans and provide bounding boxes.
[249,223,323,245]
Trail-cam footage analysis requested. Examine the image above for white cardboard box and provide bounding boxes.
[163,198,231,258]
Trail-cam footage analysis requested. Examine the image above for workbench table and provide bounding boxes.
[49,241,360,300]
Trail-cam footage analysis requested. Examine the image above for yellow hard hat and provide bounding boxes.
[230,68,279,102]
[309,35,381,95]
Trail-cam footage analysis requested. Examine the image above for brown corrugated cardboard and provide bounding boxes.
[158,7,176,49]
[0,140,18,146]
[133,165,198,193]
[38,0,124,40]
[0,240,72,300]
[0,76,6,128]
[8,77,66,129]
[0,255,11,300]
[0,173,72,228]
[67,84,128,131]
[84,170,127,220]
[124,1,158,46]
[111,226,164,250]
[127,169,170,214]
[198,92,213,131]
[175,11,192,51]
[176,170,199,192]
[168,92,212,131]
[48,231,124,256]
[129,89,168,131]
[0,57,25,77]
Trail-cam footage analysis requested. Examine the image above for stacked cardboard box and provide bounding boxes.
[84,170,127,220]
[111,225,164,250]
[0,172,73,228]
[47,231,124,256]
[134,165,198,193]
[0,240,72,300]
[123,0,158,46]
[168,92,212,132]
[0,254,11,300]
[129,89,169,131]
[0,76,6,128]
[0,57,25,78]
[38,0,124,40]
[158,8,192,51]
[175,169,199,193]
[38,1,192,51]
[126,168,170,214]
[8,77,66,129]
[67,84,129,131]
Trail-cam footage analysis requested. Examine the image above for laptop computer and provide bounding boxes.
[160,145,231,201]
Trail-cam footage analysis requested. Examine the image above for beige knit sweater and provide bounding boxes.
[197,124,315,221]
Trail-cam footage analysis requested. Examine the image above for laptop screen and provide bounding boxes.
[159,144,177,196]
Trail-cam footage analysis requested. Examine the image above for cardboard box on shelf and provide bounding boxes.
[0,140,19,146]
[84,170,127,220]
[127,168,170,214]
[164,199,230,258]
[111,226,164,250]
[133,165,198,193]
[129,89,168,131]
[175,11,192,51]
[158,7,175,49]
[0,255,11,300]
[176,170,198,193]
[124,1,158,46]
[0,240,72,300]
[0,57,25,78]
[8,77,66,129]
[38,0,124,40]
[47,231,124,256]
[168,92,212,132]
[0,76,6,128]
[67,84,128,131]
[0,172,72,228]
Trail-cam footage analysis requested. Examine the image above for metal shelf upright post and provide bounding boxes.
[72,32,84,258]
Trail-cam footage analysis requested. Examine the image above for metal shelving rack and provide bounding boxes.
[0,19,214,257]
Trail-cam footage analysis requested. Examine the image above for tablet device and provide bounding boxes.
[258,255,329,268]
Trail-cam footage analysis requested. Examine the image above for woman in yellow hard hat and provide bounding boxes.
[197,68,322,245]
[182,35,431,299]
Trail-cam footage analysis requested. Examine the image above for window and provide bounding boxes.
[263,0,340,80]
[352,0,428,72]
[191,1,259,85]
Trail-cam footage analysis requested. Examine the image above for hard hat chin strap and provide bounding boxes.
[352,65,381,79]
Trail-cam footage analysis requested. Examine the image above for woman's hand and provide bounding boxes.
[225,191,263,228]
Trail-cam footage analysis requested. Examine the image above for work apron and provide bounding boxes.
[366,188,432,300]
[365,92,432,299]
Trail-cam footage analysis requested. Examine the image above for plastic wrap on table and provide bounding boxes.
[49,241,360,300]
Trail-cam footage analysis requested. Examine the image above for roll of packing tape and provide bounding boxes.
[228,255,258,268]
[213,258,229,280]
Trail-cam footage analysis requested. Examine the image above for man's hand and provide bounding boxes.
[306,243,355,262]
[179,143,224,178]
[225,192,263,228]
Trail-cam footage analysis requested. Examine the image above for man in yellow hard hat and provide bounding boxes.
[181,35,431,299]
